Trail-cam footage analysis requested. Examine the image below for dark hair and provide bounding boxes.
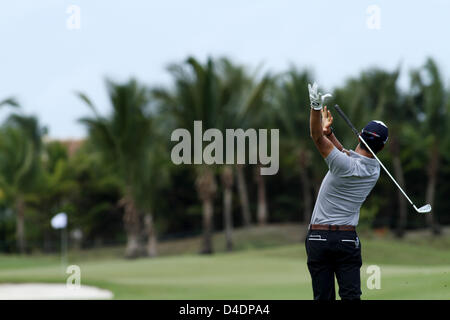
[359,135,385,154]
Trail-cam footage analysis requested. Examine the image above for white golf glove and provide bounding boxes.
[308,82,332,110]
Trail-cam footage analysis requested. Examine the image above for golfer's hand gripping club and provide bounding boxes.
[321,106,334,136]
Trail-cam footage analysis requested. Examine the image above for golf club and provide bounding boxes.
[333,104,432,214]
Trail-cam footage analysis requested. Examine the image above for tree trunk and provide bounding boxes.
[43,231,52,253]
[196,167,217,254]
[254,165,268,226]
[425,140,440,235]
[236,164,252,227]
[299,150,312,224]
[144,213,157,257]
[222,166,234,252]
[15,195,26,254]
[120,188,142,258]
[390,136,407,237]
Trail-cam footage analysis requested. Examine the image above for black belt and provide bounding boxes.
[310,224,355,231]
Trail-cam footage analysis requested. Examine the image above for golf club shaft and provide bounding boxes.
[334,105,360,136]
[359,134,415,206]
[333,104,416,208]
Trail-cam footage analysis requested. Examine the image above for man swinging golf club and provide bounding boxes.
[305,82,388,300]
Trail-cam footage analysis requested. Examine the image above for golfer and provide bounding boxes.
[305,82,388,300]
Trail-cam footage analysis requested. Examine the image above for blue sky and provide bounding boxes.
[1,0,449,138]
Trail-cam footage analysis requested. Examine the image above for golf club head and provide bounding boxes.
[414,204,432,213]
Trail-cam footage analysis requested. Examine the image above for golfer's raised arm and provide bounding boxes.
[325,133,344,152]
[308,82,334,158]
[310,109,333,158]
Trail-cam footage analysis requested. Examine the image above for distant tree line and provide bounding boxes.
[0,56,449,257]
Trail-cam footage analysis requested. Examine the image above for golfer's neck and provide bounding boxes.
[355,144,374,158]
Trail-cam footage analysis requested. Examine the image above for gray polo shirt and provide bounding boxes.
[310,147,380,226]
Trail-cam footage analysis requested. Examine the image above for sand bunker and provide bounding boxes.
[0,283,113,300]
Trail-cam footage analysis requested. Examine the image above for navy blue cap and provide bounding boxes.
[361,120,388,144]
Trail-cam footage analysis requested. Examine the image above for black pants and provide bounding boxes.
[305,229,362,300]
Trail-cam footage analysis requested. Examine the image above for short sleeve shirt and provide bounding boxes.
[309,147,380,226]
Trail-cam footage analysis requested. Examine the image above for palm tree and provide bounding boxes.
[154,56,270,253]
[275,68,315,224]
[410,58,448,235]
[248,83,275,227]
[0,114,44,253]
[220,65,273,227]
[153,57,221,254]
[215,59,253,229]
[216,59,272,235]
[253,164,268,225]
[78,78,155,257]
[221,165,233,251]
[235,164,251,226]
[369,69,410,236]
[135,124,171,257]
[0,97,19,108]
[28,141,79,252]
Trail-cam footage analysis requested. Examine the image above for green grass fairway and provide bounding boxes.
[0,231,449,299]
